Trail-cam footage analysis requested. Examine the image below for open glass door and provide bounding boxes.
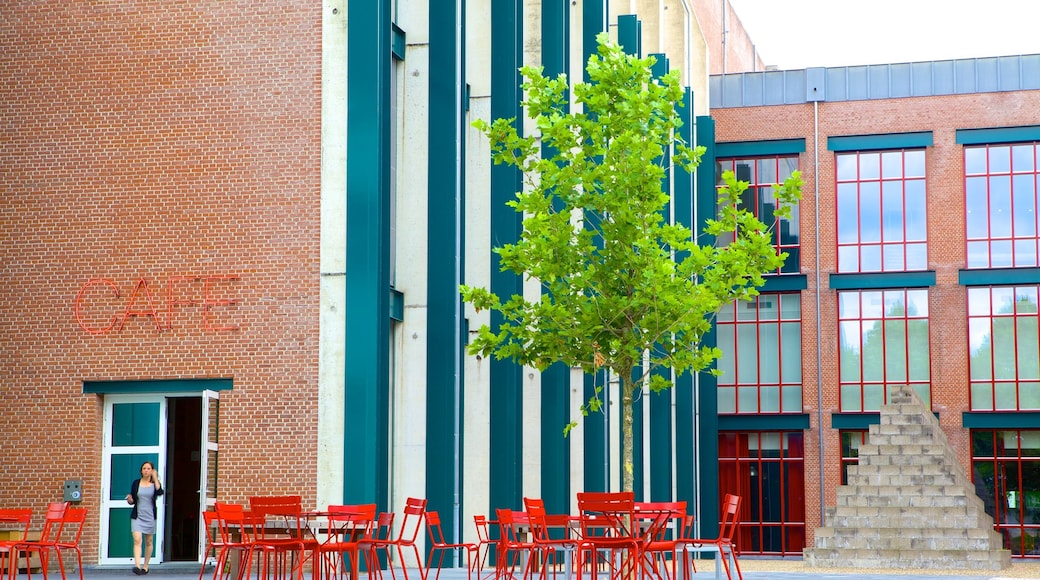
[197,390,219,564]
[101,396,168,566]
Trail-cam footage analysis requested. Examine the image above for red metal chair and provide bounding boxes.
[471,516,496,580]
[11,502,68,580]
[675,494,742,580]
[372,497,427,580]
[492,509,534,580]
[521,499,576,580]
[358,511,396,580]
[54,508,88,580]
[0,509,33,580]
[575,492,639,580]
[316,504,377,580]
[423,511,478,580]
[633,502,685,580]
[214,502,260,580]
[248,496,307,580]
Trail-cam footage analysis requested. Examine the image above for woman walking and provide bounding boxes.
[125,461,164,574]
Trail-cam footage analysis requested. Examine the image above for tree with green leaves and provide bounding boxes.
[464,34,802,494]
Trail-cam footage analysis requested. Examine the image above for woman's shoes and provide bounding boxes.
[132,568,142,575]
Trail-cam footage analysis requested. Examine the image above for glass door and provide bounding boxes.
[197,390,219,562]
[100,396,168,566]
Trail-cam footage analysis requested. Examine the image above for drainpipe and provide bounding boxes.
[814,99,825,527]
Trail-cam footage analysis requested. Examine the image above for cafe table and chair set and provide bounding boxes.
[201,492,743,580]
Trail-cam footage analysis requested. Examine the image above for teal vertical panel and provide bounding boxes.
[674,89,696,506]
[695,116,720,537]
[617,15,639,57]
[648,54,672,503]
[540,0,570,516]
[345,0,391,511]
[428,0,464,556]
[490,0,525,514]
[582,0,608,493]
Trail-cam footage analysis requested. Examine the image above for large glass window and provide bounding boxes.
[836,149,927,273]
[838,289,930,411]
[968,286,1040,411]
[718,432,805,556]
[965,143,1040,269]
[717,156,801,274]
[972,429,1040,557]
[716,293,802,414]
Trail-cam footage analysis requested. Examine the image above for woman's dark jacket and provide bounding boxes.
[128,478,164,520]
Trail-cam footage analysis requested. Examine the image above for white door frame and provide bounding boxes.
[100,395,168,566]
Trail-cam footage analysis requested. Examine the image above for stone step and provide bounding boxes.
[804,547,1012,571]
[834,492,978,509]
[826,508,997,529]
[844,471,966,487]
[836,484,974,498]
[814,525,1002,544]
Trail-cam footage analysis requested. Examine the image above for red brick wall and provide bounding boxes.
[712,89,1040,543]
[0,0,322,563]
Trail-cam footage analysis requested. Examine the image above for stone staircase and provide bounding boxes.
[804,384,1011,570]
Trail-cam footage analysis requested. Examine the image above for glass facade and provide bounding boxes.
[968,286,1040,411]
[716,156,801,274]
[972,429,1040,557]
[965,143,1040,269]
[718,432,805,556]
[836,150,927,273]
[716,293,802,414]
[838,289,931,411]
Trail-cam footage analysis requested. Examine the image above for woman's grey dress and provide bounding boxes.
[131,484,157,534]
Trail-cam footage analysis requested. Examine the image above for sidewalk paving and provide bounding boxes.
[68,560,1040,580]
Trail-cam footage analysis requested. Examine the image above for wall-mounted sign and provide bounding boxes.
[74,275,240,335]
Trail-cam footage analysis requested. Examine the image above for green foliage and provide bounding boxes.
[465,34,802,489]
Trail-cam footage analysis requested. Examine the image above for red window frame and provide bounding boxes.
[718,431,805,556]
[717,155,800,275]
[716,293,802,414]
[965,143,1040,269]
[967,285,1040,411]
[837,289,931,412]
[971,429,1040,558]
[836,149,927,273]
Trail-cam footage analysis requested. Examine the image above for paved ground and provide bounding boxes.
[60,560,1040,580]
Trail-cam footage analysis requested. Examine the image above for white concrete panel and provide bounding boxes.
[322,1,348,276]
[317,275,346,508]
[391,8,430,550]
[318,0,348,508]
[568,366,585,510]
[462,92,493,533]
[397,0,431,46]
[466,0,492,97]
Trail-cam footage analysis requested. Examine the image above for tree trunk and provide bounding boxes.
[620,369,635,493]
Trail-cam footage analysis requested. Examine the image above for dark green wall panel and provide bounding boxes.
[695,115,720,537]
[427,0,465,553]
[345,0,391,511]
[490,0,525,514]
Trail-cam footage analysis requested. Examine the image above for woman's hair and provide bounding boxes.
[139,461,156,481]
